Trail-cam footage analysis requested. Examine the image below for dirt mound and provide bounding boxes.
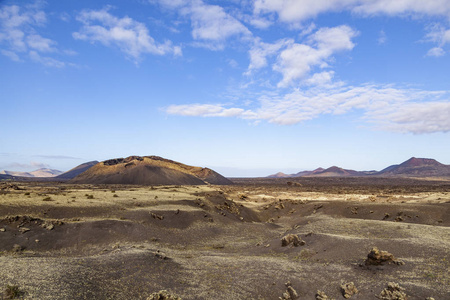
[70,156,232,185]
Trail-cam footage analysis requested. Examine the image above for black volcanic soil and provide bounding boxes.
[0,178,449,299]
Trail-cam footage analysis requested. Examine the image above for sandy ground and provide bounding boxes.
[0,178,449,299]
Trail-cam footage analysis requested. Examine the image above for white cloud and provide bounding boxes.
[27,34,57,52]
[1,49,21,61]
[166,104,246,117]
[73,7,181,62]
[378,30,387,44]
[273,25,358,87]
[304,71,335,86]
[29,50,65,68]
[425,24,450,56]
[427,47,445,57]
[370,101,450,134]
[188,2,250,42]
[0,4,69,67]
[165,84,450,134]
[254,0,353,23]
[254,0,450,23]
[152,0,251,50]
[246,38,293,73]
[353,0,450,17]
[0,5,46,53]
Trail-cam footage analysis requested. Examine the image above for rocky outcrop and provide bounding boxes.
[340,282,358,298]
[365,247,404,266]
[379,282,407,300]
[281,234,305,247]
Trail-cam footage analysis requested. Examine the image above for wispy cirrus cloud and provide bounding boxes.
[73,7,181,62]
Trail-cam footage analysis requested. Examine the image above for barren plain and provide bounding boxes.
[0,177,449,299]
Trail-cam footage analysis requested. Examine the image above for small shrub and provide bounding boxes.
[5,284,22,299]
[42,197,53,201]
[113,194,118,198]
[86,195,94,199]
[24,192,30,196]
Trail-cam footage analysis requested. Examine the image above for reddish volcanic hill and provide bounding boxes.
[70,156,232,185]
[378,157,450,177]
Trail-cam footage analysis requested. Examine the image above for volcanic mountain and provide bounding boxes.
[377,157,450,177]
[56,161,99,180]
[70,156,232,185]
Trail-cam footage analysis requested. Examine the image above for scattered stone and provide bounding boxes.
[383,213,390,220]
[316,290,332,300]
[340,282,358,298]
[351,207,358,214]
[151,213,164,220]
[154,250,168,260]
[395,216,404,222]
[279,282,298,300]
[0,228,5,232]
[35,239,40,243]
[365,247,404,266]
[147,290,181,300]
[19,227,30,233]
[281,234,305,247]
[45,223,54,230]
[426,297,435,300]
[379,282,407,300]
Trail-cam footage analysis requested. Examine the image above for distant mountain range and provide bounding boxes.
[268,157,450,178]
[0,168,63,178]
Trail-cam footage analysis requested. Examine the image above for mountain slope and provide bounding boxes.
[70,156,232,185]
[56,161,99,179]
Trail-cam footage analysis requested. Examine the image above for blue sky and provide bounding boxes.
[1,0,450,177]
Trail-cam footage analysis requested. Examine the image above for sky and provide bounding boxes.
[1,0,450,177]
